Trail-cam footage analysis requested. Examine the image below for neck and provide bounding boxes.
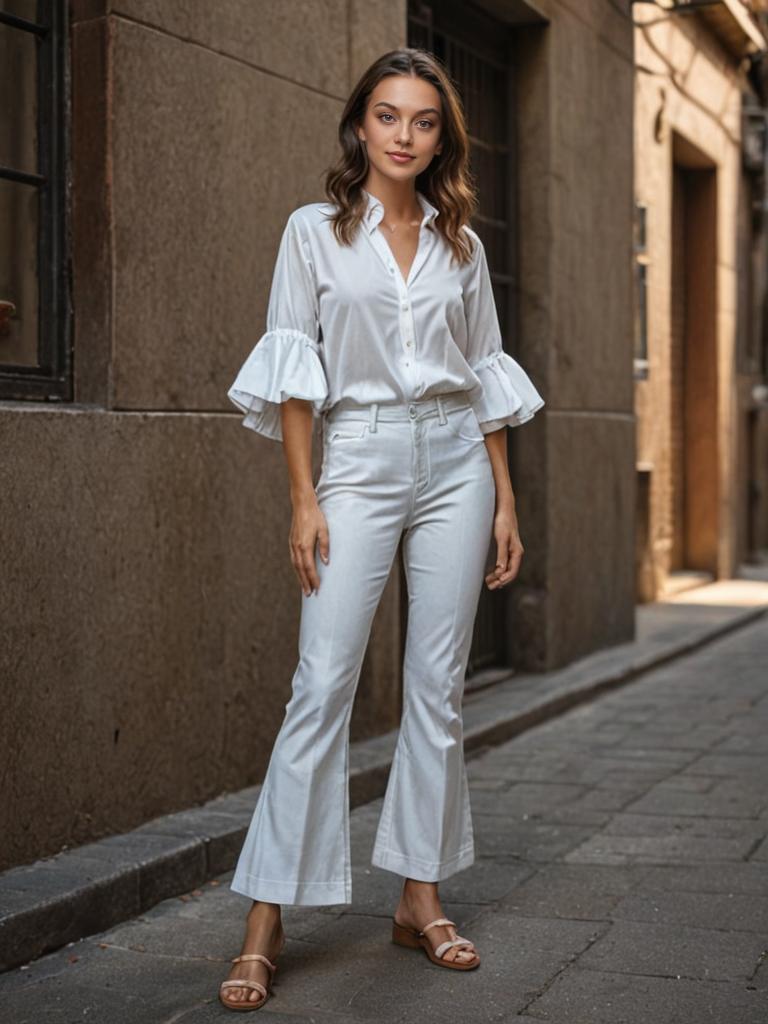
[363,176,422,223]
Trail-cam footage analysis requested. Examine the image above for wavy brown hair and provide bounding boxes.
[323,48,478,265]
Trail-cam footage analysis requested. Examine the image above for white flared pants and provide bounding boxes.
[230,390,497,905]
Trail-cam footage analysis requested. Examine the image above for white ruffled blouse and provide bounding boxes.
[227,187,544,442]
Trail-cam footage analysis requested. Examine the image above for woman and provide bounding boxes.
[219,47,544,1011]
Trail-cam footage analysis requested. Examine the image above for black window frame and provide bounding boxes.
[0,1,70,401]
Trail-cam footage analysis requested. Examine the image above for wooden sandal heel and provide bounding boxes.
[391,915,480,971]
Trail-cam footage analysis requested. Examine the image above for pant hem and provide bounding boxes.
[370,843,475,882]
[230,870,351,907]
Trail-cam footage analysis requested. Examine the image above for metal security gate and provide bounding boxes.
[407,1,518,675]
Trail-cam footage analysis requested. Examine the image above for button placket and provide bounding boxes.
[365,208,433,380]
[393,269,418,373]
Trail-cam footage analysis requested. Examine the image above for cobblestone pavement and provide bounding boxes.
[1,613,766,1023]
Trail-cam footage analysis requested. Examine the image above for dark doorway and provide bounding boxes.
[669,134,719,578]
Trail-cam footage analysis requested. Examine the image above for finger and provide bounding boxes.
[317,522,330,565]
[294,557,311,597]
[297,542,319,593]
[494,539,509,576]
[506,548,523,579]
[291,545,312,596]
[497,554,521,584]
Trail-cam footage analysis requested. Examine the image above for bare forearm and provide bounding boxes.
[280,398,317,505]
[280,399,330,596]
[483,427,515,512]
[483,427,524,589]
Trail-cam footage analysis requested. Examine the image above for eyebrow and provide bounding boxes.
[373,101,441,117]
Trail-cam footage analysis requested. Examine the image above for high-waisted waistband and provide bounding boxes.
[325,390,472,432]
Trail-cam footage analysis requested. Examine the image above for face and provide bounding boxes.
[357,74,443,182]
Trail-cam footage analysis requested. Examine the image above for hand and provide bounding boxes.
[289,494,330,597]
[485,507,523,590]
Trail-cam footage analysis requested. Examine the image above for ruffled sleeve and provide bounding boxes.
[227,211,329,442]
[469,349,545,431]
[463,230,545,432]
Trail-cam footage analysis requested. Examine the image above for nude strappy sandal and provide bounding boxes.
[391,916,480,970]
[219,952,278,1012]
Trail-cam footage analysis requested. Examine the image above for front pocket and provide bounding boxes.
[326,422,369,444]
[444,407,484,443]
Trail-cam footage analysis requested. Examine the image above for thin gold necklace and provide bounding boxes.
[380,216,422,233]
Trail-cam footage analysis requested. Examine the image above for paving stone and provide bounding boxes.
[610,891,768,933]
[653,774,717,793]
[634,862,768,895]
[345,911,606,1021]
[716,733,768,755]
[499,864,649,920]
[610,726,727,750]
[525,804,613,829]
[0,940,228,1024]
[599,812,766,841]
[473,818,594,862]
[680,752,768,777]
[470,782,588,816]
[565,832,756,865]
[588,747,697,765]
[435,858,536,906]
[621,780,766,819]
[552,787,640,813]
[522,966,765,1024]
[578,918,766,981]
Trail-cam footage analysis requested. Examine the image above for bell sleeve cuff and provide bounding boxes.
[469,349,545,432]
[227,328,329,442]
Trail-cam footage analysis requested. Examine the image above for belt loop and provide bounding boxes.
[369,402,379,433]
[436,395,447,425]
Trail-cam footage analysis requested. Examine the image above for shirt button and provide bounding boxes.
[409,406,417,417]
[406,341,412,347]
[401,300,409,310]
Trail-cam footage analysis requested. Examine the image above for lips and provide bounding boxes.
[388,152,414,160]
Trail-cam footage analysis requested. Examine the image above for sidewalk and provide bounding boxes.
[2,576,767,978]
[0,587,766,1022]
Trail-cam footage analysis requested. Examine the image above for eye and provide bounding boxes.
[417,120,434,130]
[378,113,395,123]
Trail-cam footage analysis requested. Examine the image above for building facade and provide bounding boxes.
[634,0,768,600]
[2,0,648,869]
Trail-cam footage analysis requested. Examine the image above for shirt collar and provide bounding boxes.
[361,187,439,234]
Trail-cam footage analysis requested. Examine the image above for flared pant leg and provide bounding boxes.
[370,410,496,880]
[230,430,410,906]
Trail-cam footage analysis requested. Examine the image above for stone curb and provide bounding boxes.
[1,596,766,973]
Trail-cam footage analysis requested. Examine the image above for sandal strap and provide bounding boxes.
[420,917,455,935]
[434,938,475,960]
[220,979,267,997]
[231,953,277,973]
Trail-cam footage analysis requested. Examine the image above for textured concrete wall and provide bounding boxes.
[634,6,757,590]
[0,0,406,871]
